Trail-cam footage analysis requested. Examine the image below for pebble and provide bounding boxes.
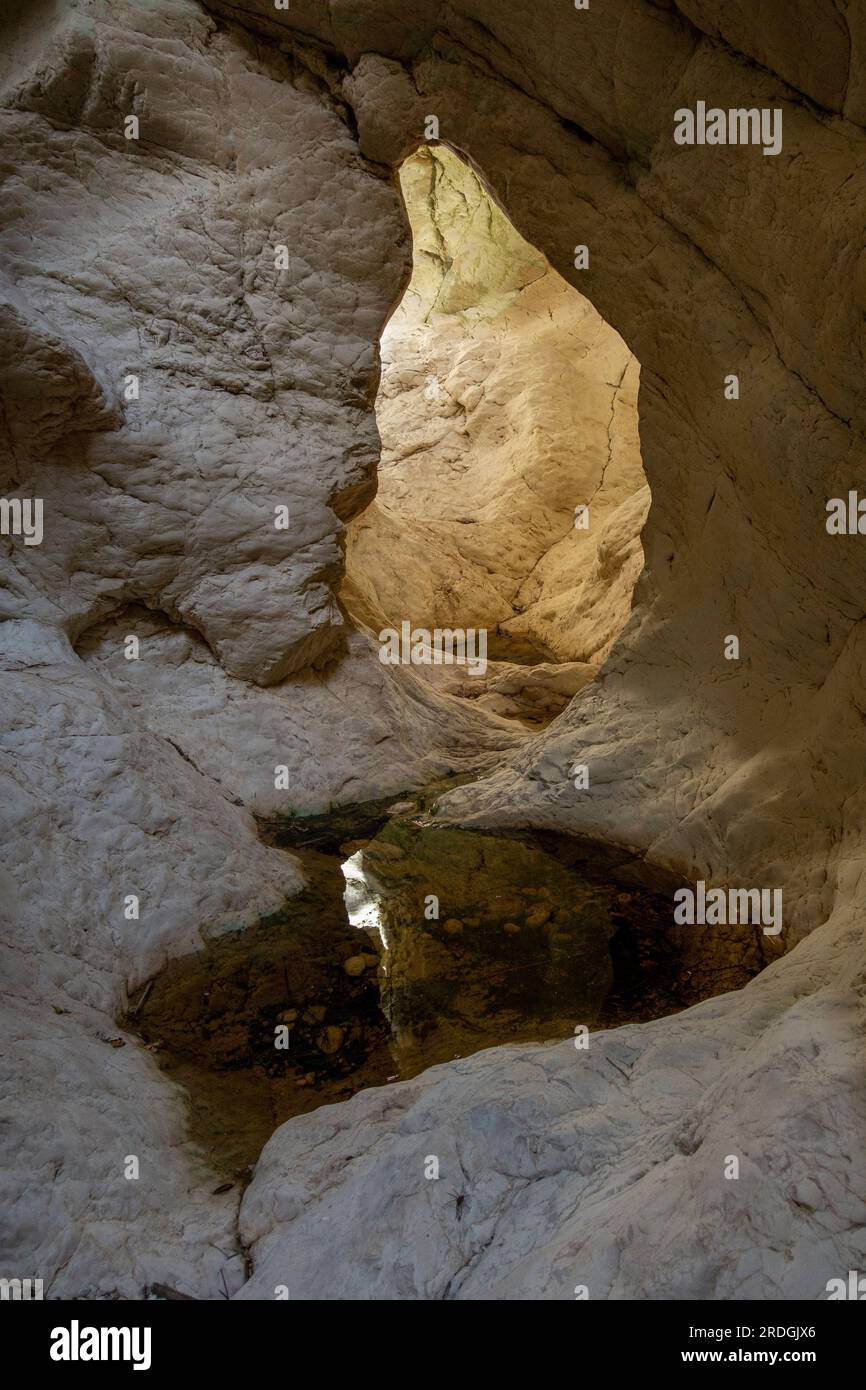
[343,953,378,976]
[525,904,552,928]
[443,918,464,935]
[503,922,521,934]
[316,1025,345,1054]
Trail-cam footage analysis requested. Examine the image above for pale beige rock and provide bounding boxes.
[76,608,522,815]
[2,0,866,1304]
[0,0,410,685]
[343,145,647,673]
[415,655,597,727]
[0,619,298,1297]
[0,0,520,1299]
[225,0,866,1302]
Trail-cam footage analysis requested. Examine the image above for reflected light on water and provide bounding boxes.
[341,851,390,950]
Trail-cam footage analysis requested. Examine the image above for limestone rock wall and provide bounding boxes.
[196,1,866,931]
[0,0,519,1297]
[3,0,866,1301]
[212,0,866,1300]
[343,144,649,669]
[0,0,406,685]
[214,0,866,942]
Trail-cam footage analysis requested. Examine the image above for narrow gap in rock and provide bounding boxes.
[341,144,651,728]
[120,150,781,1183]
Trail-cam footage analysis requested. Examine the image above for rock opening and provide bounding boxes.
[342,146,650,726]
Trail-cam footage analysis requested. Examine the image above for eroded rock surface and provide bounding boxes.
[2,0,866,1301]
[0,0,406,684]
[76,607,521,813]
[343,145,648,670]
[237,892,866,1301]
[0,0,518,1298]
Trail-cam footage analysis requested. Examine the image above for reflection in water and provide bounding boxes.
[341,821,774,1081]
[342,850,389,949]
[124,805,778,1180]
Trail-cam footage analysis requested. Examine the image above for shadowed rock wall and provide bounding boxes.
[2,0,865,1300]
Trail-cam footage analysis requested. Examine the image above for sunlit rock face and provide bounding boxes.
[2,0,866,1303]
[343,146,649,671]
